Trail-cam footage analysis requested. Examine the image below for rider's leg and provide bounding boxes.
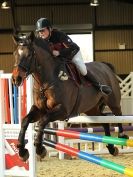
[72,51,112,95]
[84,70,112,95]
[72,51,88,75]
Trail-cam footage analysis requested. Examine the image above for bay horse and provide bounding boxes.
[12,32,128,161]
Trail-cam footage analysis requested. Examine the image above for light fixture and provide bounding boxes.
[1,0,10,9]
[90,0,99,6]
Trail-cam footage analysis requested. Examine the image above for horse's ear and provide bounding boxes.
[28,31,35,42]
[12,34,20,45]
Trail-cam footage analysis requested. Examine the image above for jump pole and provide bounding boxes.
[66,125,133,133]
[43,138,133,177]
[67,116,133,123]
[43,128,133,147]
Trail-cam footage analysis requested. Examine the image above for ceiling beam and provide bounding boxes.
[0,29,13,33]
[15,2,91,7]
[95,25,133,30]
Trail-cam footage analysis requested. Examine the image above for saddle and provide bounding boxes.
[62,62,91,87]
[66,63,82,85]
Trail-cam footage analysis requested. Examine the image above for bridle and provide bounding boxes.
[16,42,36,78]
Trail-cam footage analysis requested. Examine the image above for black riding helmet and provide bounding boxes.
[36,18,52,31]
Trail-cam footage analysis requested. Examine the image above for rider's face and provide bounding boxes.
[38,28,50,39]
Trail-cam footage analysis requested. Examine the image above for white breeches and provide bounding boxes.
[72,51,87,76]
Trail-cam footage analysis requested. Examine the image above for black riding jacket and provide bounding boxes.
[48,29,80,59]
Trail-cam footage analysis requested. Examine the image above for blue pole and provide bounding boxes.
[13,86,18,124]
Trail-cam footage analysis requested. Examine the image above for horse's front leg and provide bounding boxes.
[102,123,119,156]
[17,105,41,161]
[34,104,66,159]
[34,116,49,158]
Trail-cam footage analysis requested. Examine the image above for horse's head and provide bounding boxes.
[12,32,35,86]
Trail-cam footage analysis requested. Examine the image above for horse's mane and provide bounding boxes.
[34,36,52,55]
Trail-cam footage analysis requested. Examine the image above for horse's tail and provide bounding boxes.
[102,62,116,73]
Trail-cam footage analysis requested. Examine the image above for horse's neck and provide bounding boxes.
[34,45,57,84]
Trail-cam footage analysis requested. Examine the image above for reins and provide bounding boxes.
[32,73,56,97]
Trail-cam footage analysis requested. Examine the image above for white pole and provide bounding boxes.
[58,121,65,160]
[26,76,33,113]
[68,116,133,123]
[130,72,133,98]
[28,124,36,177]
[18,86,22,124]
[50,122,55,141]
[26,76,36,177]
[8,78,14,124]
[130,72,133,116]
[98,143,104,152]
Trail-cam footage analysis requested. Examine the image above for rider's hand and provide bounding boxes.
[53,50,60,56]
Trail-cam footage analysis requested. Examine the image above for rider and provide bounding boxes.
[35,17,112,95]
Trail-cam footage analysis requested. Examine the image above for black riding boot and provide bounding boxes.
[84,71,112,95]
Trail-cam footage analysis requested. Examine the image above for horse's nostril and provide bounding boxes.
[18,76,22,83]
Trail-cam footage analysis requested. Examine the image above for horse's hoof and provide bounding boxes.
[36,146,47,159]
[106,145,119,156]
[112,147,119,156]
[19,148,29,162]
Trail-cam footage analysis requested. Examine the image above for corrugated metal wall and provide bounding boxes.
[0,54,14,72]
[96,0,133,25]
[94,0,133,75]
[95,30,133,49]
[15,5,93,25]
[0,34,15,72]
[95,29,133,74]
[95,51,133,74]
[0,34,14,52]
[0,0,133,74]
[0,9,13,28]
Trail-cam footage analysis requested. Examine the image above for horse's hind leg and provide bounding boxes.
[17,105,41,161]
[102,123,119,156]
[110,105,122,116]
[117,123,129,139]
[109,106,129,139]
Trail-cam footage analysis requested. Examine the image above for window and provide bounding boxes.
[69,34,93,63]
